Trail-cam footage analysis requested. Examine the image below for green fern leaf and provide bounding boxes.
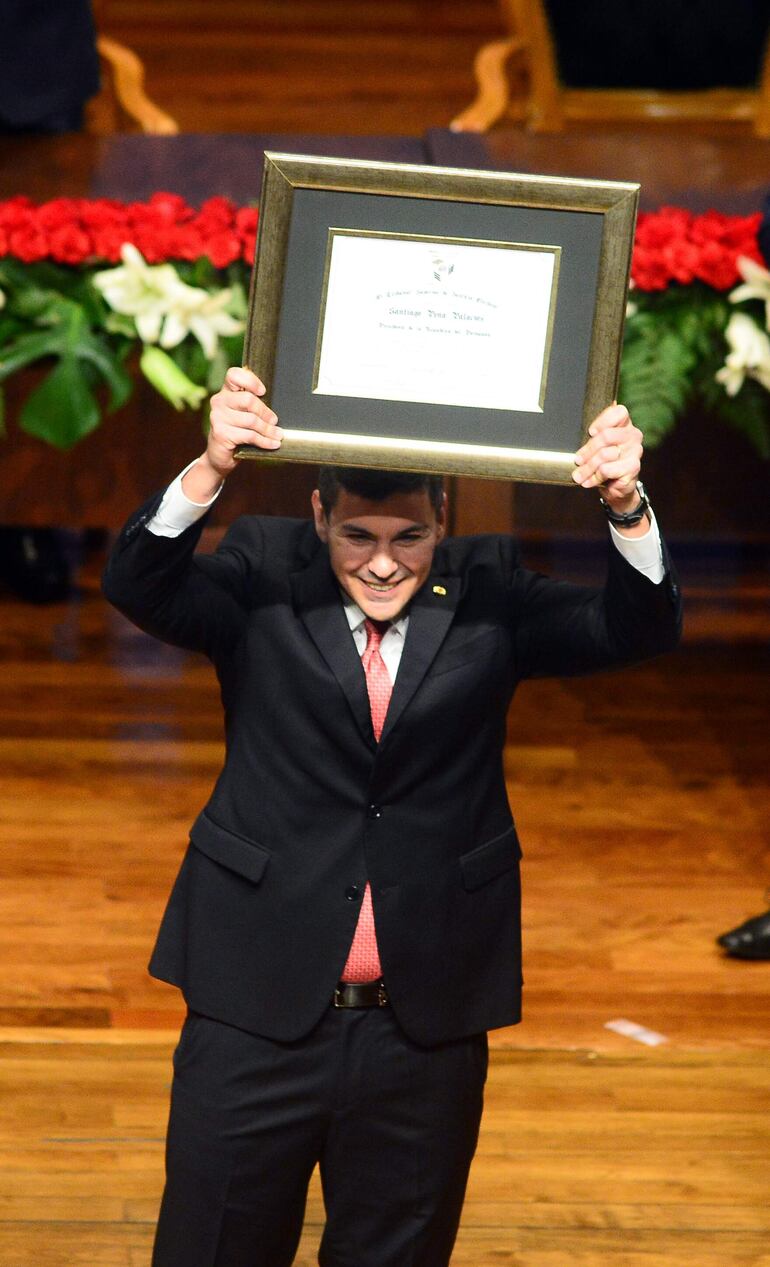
[620,312,697,447]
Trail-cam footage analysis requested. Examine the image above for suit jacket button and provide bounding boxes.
[345,886,360,901]
[367,804,382,819]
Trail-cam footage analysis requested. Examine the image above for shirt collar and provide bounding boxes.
[342,594,409,637]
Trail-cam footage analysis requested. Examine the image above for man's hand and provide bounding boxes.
[182,367,283,503]
[572,403,648,534]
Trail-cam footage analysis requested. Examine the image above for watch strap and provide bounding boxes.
[600,481,651,528]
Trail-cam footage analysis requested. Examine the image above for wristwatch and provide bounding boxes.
[599,480,651,528]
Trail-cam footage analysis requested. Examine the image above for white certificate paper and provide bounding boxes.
[314,231,560,413]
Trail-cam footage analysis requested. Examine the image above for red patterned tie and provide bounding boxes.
[341,618,392,982]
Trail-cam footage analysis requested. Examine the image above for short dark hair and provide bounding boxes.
[316,466,444,517]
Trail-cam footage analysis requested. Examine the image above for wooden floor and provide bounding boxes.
[1,1032,768,1266]
[0,541,768,1264]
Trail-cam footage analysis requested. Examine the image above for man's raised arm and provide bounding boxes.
[102,368,283,657]
[179,366,283,506]
[511,402,682,679]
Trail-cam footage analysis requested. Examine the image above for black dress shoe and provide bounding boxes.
[0,526,73,603]
[717,908,770,960]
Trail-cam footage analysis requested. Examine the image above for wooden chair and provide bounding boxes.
[452,0,770,137]
[85,1,178,135]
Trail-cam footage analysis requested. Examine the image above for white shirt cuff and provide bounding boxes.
[146,459,224,538]
[609,508,665,584]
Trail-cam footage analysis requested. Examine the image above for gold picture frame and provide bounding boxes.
[238,152,639,484]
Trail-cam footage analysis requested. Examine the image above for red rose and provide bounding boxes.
[80,202,130,262]
[8,223,49,263]
[48,223,93,265]
[0,227,8,255]
[129,200,208,262]
[127,202,163,233]
[690,210,731,245]
[240,231,257,264]
[635,207,691,249]
[36,198,81,232]
[80,199,129,233]
[147,192,194,224]
[168,222,206,261]
[661,239,700,286]
[694,240,740,290]
[131,224,176,263]
[90,225,130,263]
[125,207,167,262]
[0,196,35,231]
[630,244,671,291]
[195,196,237,232]
[126,201,156,223]
[236,206,258,262]
[719,213,762,251]
[204,229,241,269]
[235,207,258,234]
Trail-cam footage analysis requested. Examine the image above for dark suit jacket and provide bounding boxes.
[103,496,682,1047]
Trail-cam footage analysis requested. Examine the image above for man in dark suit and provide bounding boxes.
[103,366,681,1267]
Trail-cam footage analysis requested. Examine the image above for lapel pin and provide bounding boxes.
[432,585,447,596]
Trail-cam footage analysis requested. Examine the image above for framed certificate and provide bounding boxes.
[239,153,639,484]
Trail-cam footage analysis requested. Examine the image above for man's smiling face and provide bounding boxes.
[311,487,447,621]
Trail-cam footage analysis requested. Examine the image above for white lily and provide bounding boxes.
[729,255,770,329]
[0,285,5,311]
[716,312,770,396]
[93,243,244,358]
[159,287,244,359]
[93,244,189,343]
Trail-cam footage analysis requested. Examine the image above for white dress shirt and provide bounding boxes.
[343,600,407,681]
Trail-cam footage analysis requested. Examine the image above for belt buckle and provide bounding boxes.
[332,981,389,1008]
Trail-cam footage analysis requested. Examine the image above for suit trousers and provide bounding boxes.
[152,1004,488,1267]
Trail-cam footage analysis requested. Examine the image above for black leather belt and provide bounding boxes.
[333,979,389,1008]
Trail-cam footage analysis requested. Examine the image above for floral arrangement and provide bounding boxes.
[622,206,770,456]
[0,194,768,455]
[0,193,256,446]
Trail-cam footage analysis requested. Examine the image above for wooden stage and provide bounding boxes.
[0,536,767,1265]
[1,0,769,1259]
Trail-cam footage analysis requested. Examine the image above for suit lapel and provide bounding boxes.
[290,548,375,749]
[379,574,461,744]
[292,550,461,750]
